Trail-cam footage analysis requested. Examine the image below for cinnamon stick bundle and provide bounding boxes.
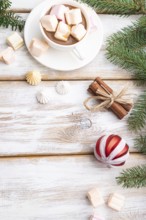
[87,77,133,119]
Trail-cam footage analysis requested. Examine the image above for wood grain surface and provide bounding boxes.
[0,0,145,219]
[0,80,144,156]
[1,155,146,220]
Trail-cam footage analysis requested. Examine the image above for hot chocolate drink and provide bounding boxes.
[40,4,87,46]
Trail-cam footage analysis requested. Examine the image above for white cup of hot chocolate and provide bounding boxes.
[39,0,90,60]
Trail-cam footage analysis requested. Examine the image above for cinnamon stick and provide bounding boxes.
[88,78,132,119]
[95,78,132,112]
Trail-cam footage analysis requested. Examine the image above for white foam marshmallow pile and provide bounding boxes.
[40,4,87,42]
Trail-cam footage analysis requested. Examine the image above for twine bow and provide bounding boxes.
[84,86,133,111]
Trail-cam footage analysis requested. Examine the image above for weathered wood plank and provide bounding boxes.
[0,14,139,80]
[0,154,146,220]
[11,0,43,11]
[0,80,144,156]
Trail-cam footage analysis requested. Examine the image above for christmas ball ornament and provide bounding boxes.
[94,134,129,167]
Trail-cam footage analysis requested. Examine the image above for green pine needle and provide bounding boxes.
[107,45,146,81]
[80,0,146,15]
[116,165,146,188]
[0,0,11,12]
[106,16,146,83]
[107,16,146,51]
[0,11,25,31]
[0,0,25,31]
[135,135,146,154]
[128,91,146,131]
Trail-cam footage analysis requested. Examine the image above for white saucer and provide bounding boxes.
[24,0,103,71]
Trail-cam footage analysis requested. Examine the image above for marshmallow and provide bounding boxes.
[50,4,69,22]
[41,15,58,32]
[90,215,105,220]
[0,52,3,61]
[90,15,97,31]
[0,47,15,64]
[71,24,87,41]
[87,188,104,207]
[54,21,71,42]
[107,193,125,211]
[29,38,49,57]
[65,8,82,25]
[6,32,24,50]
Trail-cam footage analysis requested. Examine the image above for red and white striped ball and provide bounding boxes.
[94,134,129,167]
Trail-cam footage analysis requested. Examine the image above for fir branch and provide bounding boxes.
[107,16,146,51]
[116,165,146,188]
[0,0,11,12]
[80,0,146,15]
[107,45,146,80]
[0,0,25,31]
[135,135,146,154]
[0,11,25,31]
[106,16,146,82]
[128,91,146,131]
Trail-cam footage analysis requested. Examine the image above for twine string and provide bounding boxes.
[84,86,133,111]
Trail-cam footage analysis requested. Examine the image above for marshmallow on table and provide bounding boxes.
[0,47,15,64]
[55,21,71,42]
[6,32,24,50]
[87,187,104,207]
[71,24,87,41]
[107,193,125,211]
[65,8,82,25]
[50,4,69,22]
[29,38,49,57]
[41,15,58,32]
[90,215,105,220]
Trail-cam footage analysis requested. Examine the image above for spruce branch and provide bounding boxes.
[128,91,146,131]
[0,0,11,12]
[107,45,146,81]
[135,135,146,154]
[80,0,146,15]
[0,11,25,31]
[0,0,25,31]
[116,165,146,188]
[106,16,146,82]
[107,16,146,51]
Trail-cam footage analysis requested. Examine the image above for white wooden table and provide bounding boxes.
[0,1,146,219]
